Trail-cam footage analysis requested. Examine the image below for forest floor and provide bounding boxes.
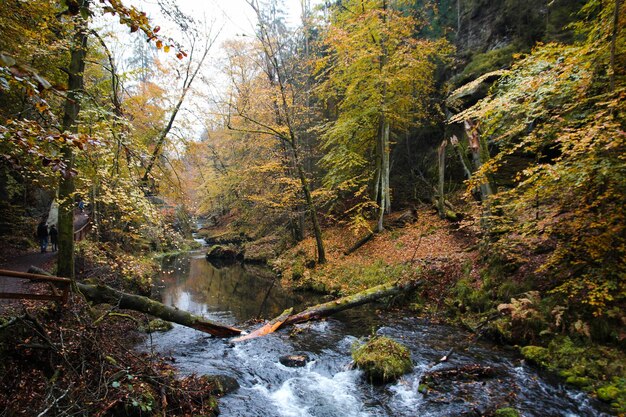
[0,236,225,415]
[274,207,481,310]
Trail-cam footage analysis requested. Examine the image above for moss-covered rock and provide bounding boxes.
[200,374,240,396]
[519,338,626,413]
[565,375,591,389]
[520,345,549,367]
[352,336,412,384]
[597,385,620,402]
[596,377,626,412]
[143,319,173,333]
[206,244,243,261]
[494,407,520,417]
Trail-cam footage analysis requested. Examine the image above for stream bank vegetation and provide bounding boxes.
[0,0,624,415]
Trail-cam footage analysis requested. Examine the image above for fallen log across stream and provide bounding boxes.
[28,266,243,337]
[29,267,421,340]
[235,279,423,342]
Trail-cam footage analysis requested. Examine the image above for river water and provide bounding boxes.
[146,251,611,417]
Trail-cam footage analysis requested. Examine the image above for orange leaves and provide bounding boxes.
[99,0,186,59]
[0,120,99,178]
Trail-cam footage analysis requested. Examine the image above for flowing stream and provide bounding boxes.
[146,251,611,417]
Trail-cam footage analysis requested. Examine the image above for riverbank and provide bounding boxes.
[0,241,225,416]
[147,251,614,416]
[202,206,625,414]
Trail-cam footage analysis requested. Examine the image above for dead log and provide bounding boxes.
[232,280,421,342]
[28,266,242,337]
[430,196,459,221]
[232,307,293,342]
[77,283,243,337]
[424,364,502,382]
[344,232,374,255]
[283,280,421,326]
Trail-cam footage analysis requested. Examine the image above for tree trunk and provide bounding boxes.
[437,139,447,219]
[58,1,89,280]
[376,119,390,232]
[28,266,242,337]
[248,0,326,264]
[232,307,293,342]
[284,279,420,326]
[376,3,390,233]
[610,0,621,92]
[344,232,374,255]
[382,120,391,214]
[78,282,243,337]
[233,279,422,342]
[295,161,326,264]
[450,135,472,180]
[464,120,493,200]
[142,38,213,187]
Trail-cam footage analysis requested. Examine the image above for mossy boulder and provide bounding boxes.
[596,377,626,412]
[201,374,240,396]
[143,319,173,333]
[597,385,620,402]
[520,345,549,367]
[565,375,591,389]
[352,336,412,384]
[206,244,243,261]
[494,407,520,417]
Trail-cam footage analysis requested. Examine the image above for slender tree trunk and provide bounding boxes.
[610,0,621,92]
[233,279,423,342]
[437,139,447,219]
[249,0,326,263]
[142,40,212,187]
[58,3,89,280]
[376,115,391,233]
[465,121,493,200]
[382,120,391,214]
[283,279,420,326]
[376,1,390,233]
[450,135,472,179]
[295,159,326,263]
[457,0,461,36]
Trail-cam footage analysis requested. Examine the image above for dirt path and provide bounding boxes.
[0,212,87,312]
[0,251,56,312]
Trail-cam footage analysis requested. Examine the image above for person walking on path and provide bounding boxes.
[36,220,49,253]
[49,224,58,252]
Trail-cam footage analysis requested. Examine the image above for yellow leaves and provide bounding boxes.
[34,101,48,113]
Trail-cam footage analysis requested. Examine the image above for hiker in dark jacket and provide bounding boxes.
[49,224,58,252]
[36,220,48,253]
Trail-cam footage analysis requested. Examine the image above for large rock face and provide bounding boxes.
[450,0,586,85]
[456,0,583,53]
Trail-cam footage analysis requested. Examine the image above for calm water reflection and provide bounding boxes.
[154,253,311,325]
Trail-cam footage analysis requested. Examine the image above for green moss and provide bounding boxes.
[565,376,591,389]
[352,336,412,384]
[597,385,619,401]
[520,345,549,367]
[291,260,305,280]
[519,338,626,413]
[456,45,519,85]
[143,319,173,333]
[452,278,492,313]
[596,378,626,412]
[494,407,520,417]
